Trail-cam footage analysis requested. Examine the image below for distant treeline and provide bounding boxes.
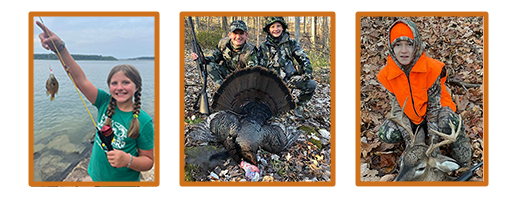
[124,56,155,60]
[34,53,117,61]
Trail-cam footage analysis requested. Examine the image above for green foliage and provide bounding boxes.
[195,28,226,49]
[299,125,322,149]
[298,125,316,135]
[184,163,200,182]
[309,138,322,149]
[185,116,203,124]
[307,51,330,69]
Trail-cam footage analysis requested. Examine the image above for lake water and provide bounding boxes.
[32,60,155,181]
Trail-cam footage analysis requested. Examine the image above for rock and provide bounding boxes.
[319,129,330,140]
[209,172,219,180]
[322,170,331,181]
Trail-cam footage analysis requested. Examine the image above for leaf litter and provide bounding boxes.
[183,49,332,182]
[360,16,484,181]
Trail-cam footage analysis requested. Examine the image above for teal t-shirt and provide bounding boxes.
[88,88,154,181]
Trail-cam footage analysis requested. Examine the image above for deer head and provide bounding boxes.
[387,97,461,181]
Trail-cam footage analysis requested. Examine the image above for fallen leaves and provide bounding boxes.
[360,16,485,181]
[183,47,332,182]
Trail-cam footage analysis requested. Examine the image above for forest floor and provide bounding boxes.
[183,50,332,182]
[359,16,485,181]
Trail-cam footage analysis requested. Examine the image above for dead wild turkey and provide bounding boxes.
[192,66,300,165]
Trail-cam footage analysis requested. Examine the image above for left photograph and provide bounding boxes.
[29,12,159,186]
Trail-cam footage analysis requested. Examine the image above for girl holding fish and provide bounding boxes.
[36,21,154,182]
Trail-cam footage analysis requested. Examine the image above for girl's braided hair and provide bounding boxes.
[104,64,142,139]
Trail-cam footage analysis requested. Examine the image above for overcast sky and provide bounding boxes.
[33,17,155,59]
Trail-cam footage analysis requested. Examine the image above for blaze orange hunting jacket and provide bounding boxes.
[377,52,457,124]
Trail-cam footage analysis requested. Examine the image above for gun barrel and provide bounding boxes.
[188,16,210,115]
[454,161,483,181]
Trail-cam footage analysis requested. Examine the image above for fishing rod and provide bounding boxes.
[38,17,98,131]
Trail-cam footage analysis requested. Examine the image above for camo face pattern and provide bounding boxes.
[387,19,425,71]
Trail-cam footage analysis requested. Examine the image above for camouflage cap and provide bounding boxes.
[263,17,288,33]
[229,20,248,32]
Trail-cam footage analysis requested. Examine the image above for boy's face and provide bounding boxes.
[393,40,414,65]
[229,29,248,47]
[268,22,284,38]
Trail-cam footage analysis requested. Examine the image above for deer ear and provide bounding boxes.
[433,155,460,172]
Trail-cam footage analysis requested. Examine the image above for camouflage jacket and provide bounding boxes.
[257,32,312,80]
[205,37,258,72]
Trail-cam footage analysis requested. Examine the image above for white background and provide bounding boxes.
[2,0,513,196]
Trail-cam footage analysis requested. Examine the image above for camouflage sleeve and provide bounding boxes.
[246,47,259,67]
[257,43,269,67]
[426,77,442,132]
[388,92,404,120]
[289,39,312,76]
[205,46,224,64]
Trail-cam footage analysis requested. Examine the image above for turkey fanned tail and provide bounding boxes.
[194,67,299,165]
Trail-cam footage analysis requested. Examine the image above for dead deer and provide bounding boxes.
[387,97,462,181]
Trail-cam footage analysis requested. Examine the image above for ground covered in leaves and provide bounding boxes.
[360,16,484,181]
[183,50,332,182]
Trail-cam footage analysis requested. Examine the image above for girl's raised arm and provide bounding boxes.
[36,21,98,104]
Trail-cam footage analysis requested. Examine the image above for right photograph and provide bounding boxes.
[357,12,487,185]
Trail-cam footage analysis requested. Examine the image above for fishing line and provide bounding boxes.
[38,17,98,130]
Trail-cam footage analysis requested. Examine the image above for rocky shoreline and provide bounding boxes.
[34,129,154,182]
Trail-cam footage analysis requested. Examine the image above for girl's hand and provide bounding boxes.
[36,21,64,52]
[106,149,131,168]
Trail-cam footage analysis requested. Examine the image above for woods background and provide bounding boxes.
[359,16,485,182]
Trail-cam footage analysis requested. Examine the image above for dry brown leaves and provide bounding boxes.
[183,49,332,182]
[359,16,485,181]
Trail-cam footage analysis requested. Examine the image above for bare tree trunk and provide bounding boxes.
[295,17,301,43]
[322,17,328,52]
[195,17,200,31]
[311,16,317,48]
[222,17,228,31]
[256,17,261,46]
[303,16,307,34]
[222,17,228,37]
[206,17,210,30]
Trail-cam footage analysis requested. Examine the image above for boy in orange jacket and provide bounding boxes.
[376,19,471,167]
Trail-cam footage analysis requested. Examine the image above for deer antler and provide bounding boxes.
[387,96,416,145]
[425,115,462,157]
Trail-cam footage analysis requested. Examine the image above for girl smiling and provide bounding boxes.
[37,21,154,182]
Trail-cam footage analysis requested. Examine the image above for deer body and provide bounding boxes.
[387,97,462,181]
[395,137,461,181]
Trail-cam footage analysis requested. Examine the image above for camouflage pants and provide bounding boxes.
[286,75,317,105]
[207,62,232,87]
[377,107,471,167]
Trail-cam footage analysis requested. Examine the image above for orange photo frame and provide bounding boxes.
[356,12,488,186]
[180,11,335,186]
[28,11,160,187]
